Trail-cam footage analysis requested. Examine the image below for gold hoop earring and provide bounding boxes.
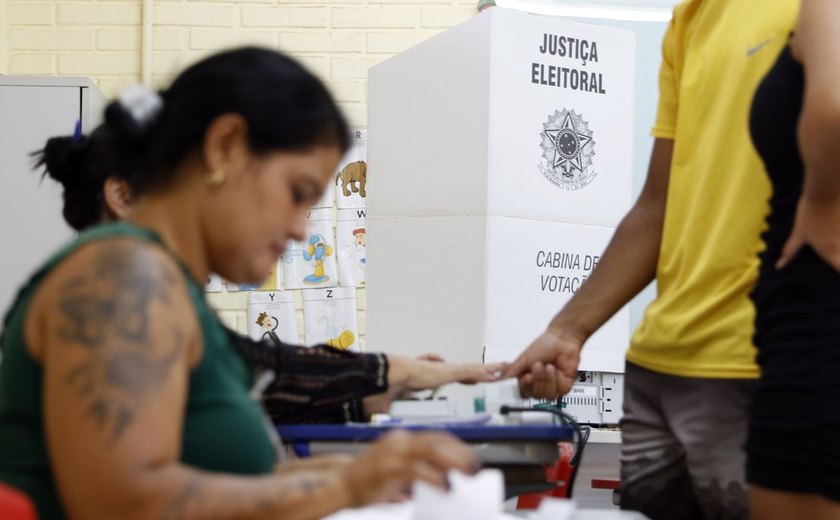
[206,169,226,186]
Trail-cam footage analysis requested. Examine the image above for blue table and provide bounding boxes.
[276,423,575,497]
[278,423,571,458]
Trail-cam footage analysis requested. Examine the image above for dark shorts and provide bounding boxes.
[620,362,754,520]
[747,246,840,502]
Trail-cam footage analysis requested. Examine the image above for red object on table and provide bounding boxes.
[515,443,574,509]
[591,478,621,490]
[0,483,37,519]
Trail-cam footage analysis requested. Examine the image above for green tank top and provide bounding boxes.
[0,222,277,520]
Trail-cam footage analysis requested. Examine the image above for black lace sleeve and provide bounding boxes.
[230,329,389,424]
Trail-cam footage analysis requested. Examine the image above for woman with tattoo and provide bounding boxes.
[33,124,497,425]
[0,47,491,519]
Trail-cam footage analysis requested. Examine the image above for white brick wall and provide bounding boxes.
[153,4,236,27]
[57,3,143,26]
[3,1,473,102]
[2,0,482,346]
[241,7,330,28]
[9,4,53,26]
[0,3,8,74]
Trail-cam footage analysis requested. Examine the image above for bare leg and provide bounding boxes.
[751,485,840,520]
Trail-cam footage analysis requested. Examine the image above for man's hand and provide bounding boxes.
[502,329,584,399]
[777,195,840,272]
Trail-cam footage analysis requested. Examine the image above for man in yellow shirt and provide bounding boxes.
[504,1,798,517]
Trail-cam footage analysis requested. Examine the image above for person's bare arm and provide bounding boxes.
[32,239,476,519]
[503,138,673,398]
[363,356,506,415]
[777,0,840,271]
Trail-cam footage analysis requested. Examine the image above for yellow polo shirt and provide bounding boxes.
[626,0,799,378]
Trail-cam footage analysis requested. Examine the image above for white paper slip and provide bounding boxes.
[322,468,520,520]
[414,469,504,520]
[531,497,577,520]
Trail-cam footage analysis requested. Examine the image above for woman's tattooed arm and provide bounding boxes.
[35,239,356,520]
[56,242,183,442]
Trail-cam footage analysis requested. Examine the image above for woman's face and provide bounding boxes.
[205,143,342,284]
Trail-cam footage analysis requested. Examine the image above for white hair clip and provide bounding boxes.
[118,85,163,129]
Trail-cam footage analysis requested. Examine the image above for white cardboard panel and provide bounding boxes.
[282,207,338,289]
[247,291,299,345]
[488,10,635,225]
[368,11,492,218]
[302,287,360,352]
[483,216,629,372]
[365,215,487,363]
[336,208,367,287]
[366,8,635,374]
[335,129,367,210]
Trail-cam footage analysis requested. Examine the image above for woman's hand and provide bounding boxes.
[388,356,506,394]
[777,195,840,272]
[339,430,479,506]
[362,356,505,416]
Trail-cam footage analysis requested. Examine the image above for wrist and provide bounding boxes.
[385,355,409,391]
[546,317,590,346]
[333,467,363,509]
[803,180,840,205]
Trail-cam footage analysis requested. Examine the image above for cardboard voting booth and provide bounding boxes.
[366,8,635,372]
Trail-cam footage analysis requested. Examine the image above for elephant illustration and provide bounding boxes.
[335,161,367,198]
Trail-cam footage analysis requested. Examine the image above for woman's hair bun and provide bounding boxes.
[35,135,89,188]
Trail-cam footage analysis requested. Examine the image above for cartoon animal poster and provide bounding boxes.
[302,287,359,352]
[226,262,279,292]
[335,129,367,209]
[336,208,366,287]
[247,291,299,345]
[282,207,338,290]
[205,273,224,293]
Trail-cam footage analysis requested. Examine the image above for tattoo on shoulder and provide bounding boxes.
[56,242,185,443]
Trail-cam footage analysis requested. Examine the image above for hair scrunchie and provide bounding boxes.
[106,84,164,141]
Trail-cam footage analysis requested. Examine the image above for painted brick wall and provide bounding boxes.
[3,1,479,124]
[1,0,480,348]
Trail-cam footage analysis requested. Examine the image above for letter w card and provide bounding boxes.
[336,208,367,287]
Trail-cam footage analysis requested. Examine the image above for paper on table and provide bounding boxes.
[323,502,413,520]
[532,497,577,520]
[322,469,519,520]
[414,469,503,520]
